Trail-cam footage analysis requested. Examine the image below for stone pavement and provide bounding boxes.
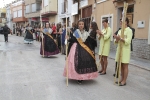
[0,34,150,100]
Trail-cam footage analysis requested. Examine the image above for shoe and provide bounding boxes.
[113,74,115,77]
[113,74,118,78]
[115,81,121,84]
[119,83,126,86]
[98,70,103,73]
[77,80,83,84]
[100,72,106,75]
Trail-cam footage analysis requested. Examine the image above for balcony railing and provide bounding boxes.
[0,13,6,18]
[36,0,42,3]
[113,0,127,3]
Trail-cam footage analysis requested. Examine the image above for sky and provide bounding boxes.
[0,0,14,8]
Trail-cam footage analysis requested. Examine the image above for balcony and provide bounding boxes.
[113,0,132,3]
[41,0,57,16]
[36,0,42,3]
[25,11,41,18]
[25,3,42,18]
[13,17,28,22]
[0,8,6,13]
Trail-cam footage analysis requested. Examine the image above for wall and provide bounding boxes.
[11,2,27,21]
[25,0,36,5]
[58,0,73,26]
[92,0,150,60]
[49,15,57,23]
[94,0,117,34]
[117,0,150,39]
[133,0,150,39]
[41,0,57,14]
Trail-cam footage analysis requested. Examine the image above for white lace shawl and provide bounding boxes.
[76,29,89,42]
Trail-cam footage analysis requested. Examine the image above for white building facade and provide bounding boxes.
[57,0,74,26]
[6,6,13,30]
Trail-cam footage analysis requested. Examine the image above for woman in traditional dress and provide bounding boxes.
[86,22,98,54]
[56,23,62,51]
[24,24,34,44]
[61,24,66,55]
[114,18,132,86]
[97,18,111,75]
[63,20,98,84]
[40,22,59,57]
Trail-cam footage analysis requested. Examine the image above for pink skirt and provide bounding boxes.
[63,43,98,80]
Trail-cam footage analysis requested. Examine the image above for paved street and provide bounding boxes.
[0,34,150,100]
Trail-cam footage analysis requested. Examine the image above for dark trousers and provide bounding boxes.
[4,34,8,42]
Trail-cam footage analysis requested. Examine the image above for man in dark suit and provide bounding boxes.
[70,22,77,33]
[2,24,10,42]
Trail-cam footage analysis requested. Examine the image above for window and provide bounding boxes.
[36,3,41,11]
[44,0,48,7]
[32,3,36,12]
[61,2,66,14]
[13,11,17,18]
[80,0,88,8]
[18,10,22,17]
[26,5,30,13]
[1,13,6,18]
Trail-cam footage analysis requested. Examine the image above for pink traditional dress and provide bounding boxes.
[63,29,98,80]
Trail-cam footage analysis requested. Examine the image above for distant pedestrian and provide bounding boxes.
[24,24,33,44]
[61,24,66,55]
[2,24,11,42]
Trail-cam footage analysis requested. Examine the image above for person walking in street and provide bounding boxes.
[113,18,133,86]
[2,24,11,42]
[24,24,33,44]
[52,23,57,39]
[61,24,66,55]
[57,23,63,51]
[97,18,112,75]
[63,20,98,84]
[40,22,59,57]
[31,26,36,40]
[22,27,26,37]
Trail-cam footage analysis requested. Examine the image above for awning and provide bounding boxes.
[42,18,49,21]
[31,18,38,21]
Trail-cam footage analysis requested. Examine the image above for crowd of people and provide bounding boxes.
[1,17,135,86]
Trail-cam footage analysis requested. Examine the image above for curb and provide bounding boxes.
[108,56,150,71]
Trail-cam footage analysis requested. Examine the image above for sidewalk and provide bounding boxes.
[109,51,150,71]
[95,48,150,71]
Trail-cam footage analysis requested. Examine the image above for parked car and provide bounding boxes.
[0,27,3,34]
